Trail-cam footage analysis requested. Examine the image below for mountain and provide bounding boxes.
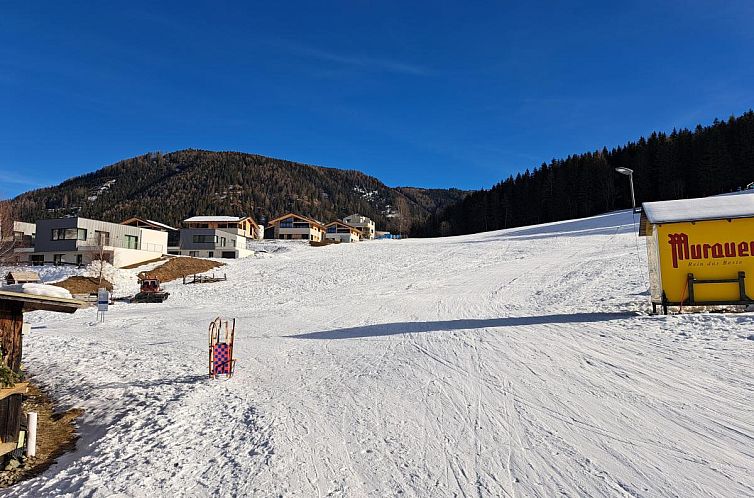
[414,110,754,237]
[8,149,469,233]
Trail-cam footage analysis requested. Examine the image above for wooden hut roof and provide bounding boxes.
[0,290,85,314]
[5,272,41,284]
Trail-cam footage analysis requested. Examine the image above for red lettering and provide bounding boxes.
[711,243,724,258]
[741,242,751,257]
[703,243,711,258]
[691,244,702,259]
[667,233,690,268]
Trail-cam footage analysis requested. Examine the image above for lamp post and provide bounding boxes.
[615,167,635,210]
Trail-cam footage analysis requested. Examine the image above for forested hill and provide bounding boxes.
[414,110,754,237]
[9,149,469,232]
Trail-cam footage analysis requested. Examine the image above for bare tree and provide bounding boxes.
[396,196,410,237]
[0,201,16,263]
[82,231,113,286]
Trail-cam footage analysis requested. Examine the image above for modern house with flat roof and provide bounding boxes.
[19,217,168,268]
[343,214,375,240]
[324,221,362,243]
[269,213,325,241]
[175,215,261,258]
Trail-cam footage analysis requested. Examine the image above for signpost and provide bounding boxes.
[97,288,109,322]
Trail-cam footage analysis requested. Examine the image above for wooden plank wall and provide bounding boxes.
[0,300,23,373]
[0,395,22,444]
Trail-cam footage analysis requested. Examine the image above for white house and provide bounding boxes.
[343,214,375,240]
[325,221,362,243]
[176,216,261,258]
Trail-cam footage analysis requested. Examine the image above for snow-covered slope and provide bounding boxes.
[9,210,754,497]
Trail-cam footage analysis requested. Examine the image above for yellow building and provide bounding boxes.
[641,194,754,313]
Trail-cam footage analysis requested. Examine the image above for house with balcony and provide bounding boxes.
[121,217,180,252]
[269,213,325,241]
[176,216,261,258]
[20,217,168,268]
[1,222,36,263]
[343,214,375,240]
[324,221,362,243]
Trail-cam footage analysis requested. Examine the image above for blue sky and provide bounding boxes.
[1,1,753,199]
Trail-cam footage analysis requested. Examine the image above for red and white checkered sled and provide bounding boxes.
[209,317,236,379]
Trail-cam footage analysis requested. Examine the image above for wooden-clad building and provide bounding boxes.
[269,213,325,242]
[0,290,84,457]
[4,272,40,286]
[324,221,362,243]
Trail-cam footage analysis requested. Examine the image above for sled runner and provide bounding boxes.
[209,317,236,378]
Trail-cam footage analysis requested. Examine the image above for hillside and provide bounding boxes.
[9,211,752,496]
[415,110,754,236]
[9,149,468,232]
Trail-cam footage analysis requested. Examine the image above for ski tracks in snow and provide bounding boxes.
[9,210,754,497]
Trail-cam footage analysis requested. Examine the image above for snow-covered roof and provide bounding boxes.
[643,193,754,224]
[184,216,244,223]
[0,287,84,313]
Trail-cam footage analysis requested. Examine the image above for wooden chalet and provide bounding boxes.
[269,213,326,242]
[324,221,362,243]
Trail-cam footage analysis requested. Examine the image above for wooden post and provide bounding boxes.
[738,271,747,301]
[0,300,24,373]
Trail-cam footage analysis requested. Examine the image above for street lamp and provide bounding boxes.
[615,167,635,209]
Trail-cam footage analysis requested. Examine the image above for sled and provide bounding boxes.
[208,317,236,379]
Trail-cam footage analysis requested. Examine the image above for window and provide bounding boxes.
[286,234,292,239]
[31,255,44,266]
[302,234,309,240]
[125,235,139,249]
[53,254,64,265]
[219,237,226,247]
[279,235,285,239]
[95,230,110,246]
[76,254,83,265]
[192,235,217,244]
[280,217,295,228]
[208,251,214,257]
[189,251,198,257]
[293,222,310,228]
[327,227,337,233]
[51,228,87,240]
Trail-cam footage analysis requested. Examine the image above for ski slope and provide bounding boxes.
[8,211,754,497]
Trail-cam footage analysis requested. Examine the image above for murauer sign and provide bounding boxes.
[642,195,754,313]
[667,232,754,268]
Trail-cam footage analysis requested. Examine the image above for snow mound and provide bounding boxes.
[3,282,73,299]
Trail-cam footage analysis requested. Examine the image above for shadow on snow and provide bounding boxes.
[289,312,634,340]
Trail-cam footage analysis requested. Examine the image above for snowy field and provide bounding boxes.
[7,211,754,497]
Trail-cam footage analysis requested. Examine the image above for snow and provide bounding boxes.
[2,283,72,299]
[7,210,754,497]
[643,193,754,223]
[0,264,83,285]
